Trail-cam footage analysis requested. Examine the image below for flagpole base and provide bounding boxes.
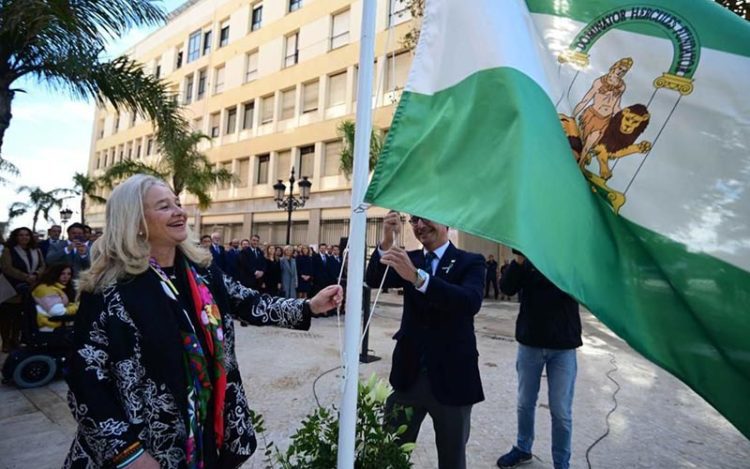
[359,353,381,364]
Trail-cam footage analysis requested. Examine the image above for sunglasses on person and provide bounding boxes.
[408,216,432,226]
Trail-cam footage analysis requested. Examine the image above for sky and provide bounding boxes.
[0,0,185,234]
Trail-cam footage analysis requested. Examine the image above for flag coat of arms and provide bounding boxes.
[365,0,750,437]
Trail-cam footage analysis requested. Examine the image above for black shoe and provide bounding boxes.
[497,447,532,468]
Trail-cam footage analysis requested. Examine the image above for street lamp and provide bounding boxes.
[59,207,73,239]
[273,166,312,245]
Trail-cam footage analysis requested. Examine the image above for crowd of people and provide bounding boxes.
[0,218,349,353]
[198,232,345,302]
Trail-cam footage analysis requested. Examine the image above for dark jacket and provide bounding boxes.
[210,244,227,271]
[225,248,240,280]
[312,254,334,291]
[64,258,311,468]
[46,242,90,277]
[238,247,266,289]
[366,243,485,406]
[499,260,582,350]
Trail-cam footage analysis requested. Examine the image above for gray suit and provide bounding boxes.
[46,243,91,278]
[280,257,298,298]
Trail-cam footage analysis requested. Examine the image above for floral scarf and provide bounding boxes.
[149,258,227,468]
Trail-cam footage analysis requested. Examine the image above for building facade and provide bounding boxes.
[86,0,508,259]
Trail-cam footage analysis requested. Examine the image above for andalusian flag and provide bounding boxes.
[365,0,750,437]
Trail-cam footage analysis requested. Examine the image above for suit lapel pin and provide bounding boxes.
[441,259,456,274]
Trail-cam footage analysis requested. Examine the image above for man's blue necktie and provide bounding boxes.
[424,251,437,274]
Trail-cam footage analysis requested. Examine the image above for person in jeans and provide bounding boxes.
[497,250,582,469]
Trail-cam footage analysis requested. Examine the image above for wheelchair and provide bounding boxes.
[2,292,75,388]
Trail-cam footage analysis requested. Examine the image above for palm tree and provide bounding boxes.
[337,120,383,178]
[8,186,73,232]
[0,155,19,185]
[71,172,106,225]
[0,0,186,157]
[100,131,234,209]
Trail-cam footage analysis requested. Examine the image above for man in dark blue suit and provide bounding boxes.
[366,211,485,469]
[224,238,241,280]
[39,225,63,258]
[238,234,266,289]
[312,243,333,295]
[209,231,227,271]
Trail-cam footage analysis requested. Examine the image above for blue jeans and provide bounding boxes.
[515,344,577,469]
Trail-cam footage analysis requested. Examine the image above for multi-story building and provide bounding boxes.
[86,0,506,258]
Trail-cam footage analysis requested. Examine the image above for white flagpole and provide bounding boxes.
[336,0,377,467]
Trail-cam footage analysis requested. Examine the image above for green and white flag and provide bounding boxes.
[365,0,750,437]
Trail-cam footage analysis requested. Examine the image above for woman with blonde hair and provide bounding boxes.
[64,175,342,469]
[279,245,297,298]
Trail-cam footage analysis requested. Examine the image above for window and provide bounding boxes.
[154,62,161,79]
[126,143,132,160]
[327,71,346,107]
[256,154,269,184]
[280,88,296,120]
[136,142,142,159]
[289,0,302,12]
[130,112,137,127]
[210,112,220,138]
[203,30,212,56]
[97,119,105,139]
[324,140,342,176]
[245,51,258,82]
[192,117,203,132]
[251,4,263,31]
[213,65,225,94]
[242,101,255,129]
[188,30,201,62]
[113,113,120,133]
[95,153,101,170]
[219,162,232,189]
[299,145,314,178]
[388,0,411,26]
[197,69,207,100]
[219,21,230,47]
[276,150,291,180]
[184,74,194,104]
[176,49,183,69]
[146,136,154,155]
[284,32,299,67]
[331,9,350,50]
[303,80,319,113]
[261,94,274,124]
[237,158,250,187]
[225,107,237,134]
[385,51,410,91]
[118,147,123,162]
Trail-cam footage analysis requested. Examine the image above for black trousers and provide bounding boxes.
[385,371,472,469]
[485,275,498,299]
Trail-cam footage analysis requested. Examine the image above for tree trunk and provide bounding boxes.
[32,211,39,233]
[80,197,86,225]
[0,83,15,157]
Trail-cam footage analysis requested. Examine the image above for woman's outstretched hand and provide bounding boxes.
[309,285,344,315]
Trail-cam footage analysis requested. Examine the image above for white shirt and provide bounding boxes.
[377,240,450,294]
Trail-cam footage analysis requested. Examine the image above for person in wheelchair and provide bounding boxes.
[31,264,77,336]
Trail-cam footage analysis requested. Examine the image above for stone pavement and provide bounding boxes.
[1,293,748,468]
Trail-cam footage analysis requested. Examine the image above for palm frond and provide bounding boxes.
[0,156,20,184]
[100,159,168,188]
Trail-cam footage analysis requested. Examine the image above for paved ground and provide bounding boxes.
[1,293,748,468]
